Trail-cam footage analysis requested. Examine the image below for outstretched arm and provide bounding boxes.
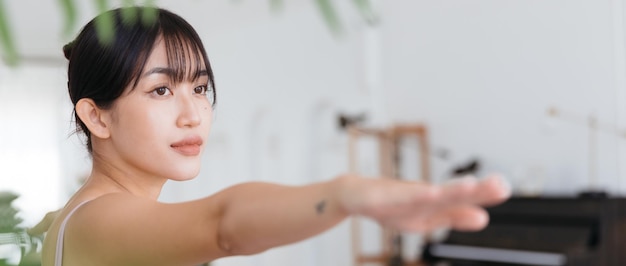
[213,174,510,256]
[66,174,509,265]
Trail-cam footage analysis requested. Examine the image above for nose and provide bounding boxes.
[176,93,202,128]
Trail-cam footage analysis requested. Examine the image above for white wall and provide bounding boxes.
[0,64,69,225]
[380,0,626,195]
[2,1,626,265]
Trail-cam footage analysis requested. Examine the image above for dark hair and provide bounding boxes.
[64,7,216,152]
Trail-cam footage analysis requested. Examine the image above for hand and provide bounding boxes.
[336,174,511,232]
[26,209,61,236]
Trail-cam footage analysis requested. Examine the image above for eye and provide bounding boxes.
[194,85,209,95]
[152,87,171,96]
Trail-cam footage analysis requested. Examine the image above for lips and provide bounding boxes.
[171,135,203,156]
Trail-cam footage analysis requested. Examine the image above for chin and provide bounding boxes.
[172,169,200,181]
[170,176,197,182]
[167,174,198,182]
[165,166,201,181]
[166,158,202,181]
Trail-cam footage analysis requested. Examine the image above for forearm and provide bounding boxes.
[213,177,349,255]
[209,174,511,257]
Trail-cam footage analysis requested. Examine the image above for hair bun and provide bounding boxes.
[63,41,75,60]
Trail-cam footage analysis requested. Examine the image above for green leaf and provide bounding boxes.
[94,0,115,45]
[315,0,342,37]
[353,0,379,25]
[269,0,283,13]
[0,0,18,65]
[121,0,139,25]
[0,192,22,233]
[59,0,77,38]
[140,0,158,27]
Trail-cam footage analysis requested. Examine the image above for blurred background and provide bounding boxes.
[2,0,626,265]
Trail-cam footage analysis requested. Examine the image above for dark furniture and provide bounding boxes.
[422,196,626,266]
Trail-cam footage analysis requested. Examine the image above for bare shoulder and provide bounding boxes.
[41,193,136,266]
[43,193,226,266]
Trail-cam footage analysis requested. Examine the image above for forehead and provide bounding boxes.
[142,36,207,81]
[145,39,168,65]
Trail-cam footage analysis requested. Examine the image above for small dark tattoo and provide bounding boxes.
[316,200,327,214]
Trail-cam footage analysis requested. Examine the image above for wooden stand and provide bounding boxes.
[348,124,430,266]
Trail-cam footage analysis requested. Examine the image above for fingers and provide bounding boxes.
[438,174,511,206]
[378,174,509,233]
[445,205,489,231]
[357,174,510,220]
[383,204,489,233]
[478,174,512,206]
[343,177,440,217]
[345,173,510,234]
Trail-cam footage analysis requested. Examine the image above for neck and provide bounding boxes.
[84,152,167,200]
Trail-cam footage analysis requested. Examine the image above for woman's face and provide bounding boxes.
[104,38,213,181]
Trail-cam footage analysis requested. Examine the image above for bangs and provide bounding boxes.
[163,32,207,83]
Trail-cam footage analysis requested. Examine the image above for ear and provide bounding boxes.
[75,98,111,139]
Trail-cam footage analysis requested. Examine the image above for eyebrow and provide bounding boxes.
[143,67,174,77]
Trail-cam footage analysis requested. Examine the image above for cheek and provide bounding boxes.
[114,102,172,142]
[202,106,213,131]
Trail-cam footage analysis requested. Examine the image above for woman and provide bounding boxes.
[42,6,510,266]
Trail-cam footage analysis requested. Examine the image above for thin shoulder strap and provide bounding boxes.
[55,201,91,266]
